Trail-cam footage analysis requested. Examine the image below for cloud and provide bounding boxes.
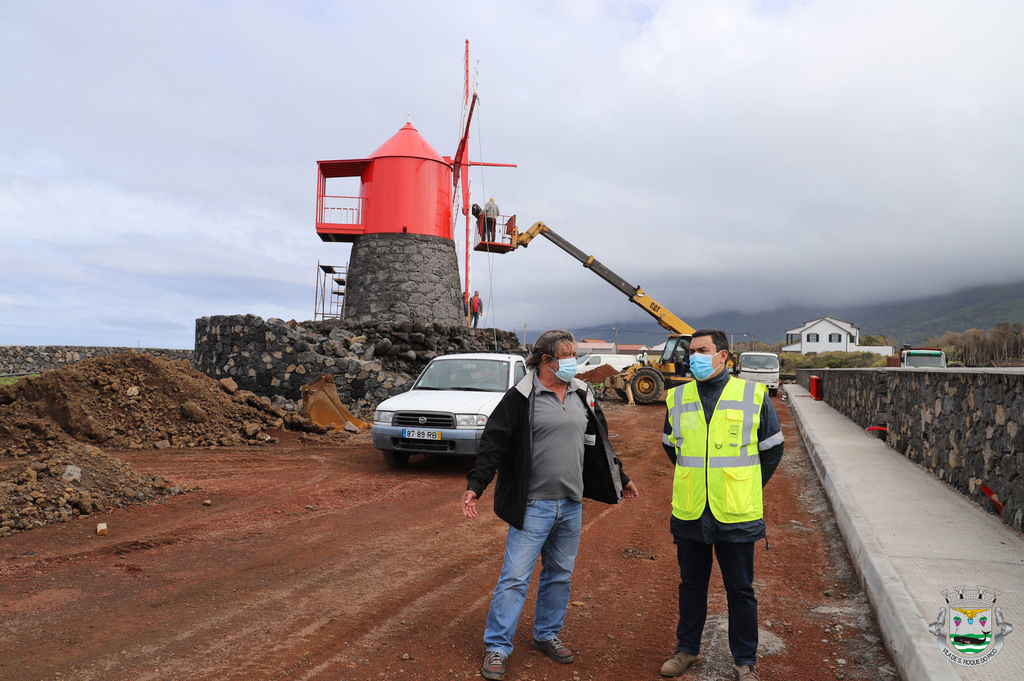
[2,1,1023,348]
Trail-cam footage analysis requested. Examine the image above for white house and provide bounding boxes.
[782,316,893,356]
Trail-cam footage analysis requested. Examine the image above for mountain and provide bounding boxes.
[565,280,1024,348]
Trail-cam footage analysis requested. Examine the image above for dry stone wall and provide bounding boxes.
[193,314,523,415]
[1,346,191,375]
[795,367,1024,532]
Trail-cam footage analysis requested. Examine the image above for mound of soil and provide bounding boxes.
[0,352,311,454]
[577,364,621,383]
[0,351,323,536]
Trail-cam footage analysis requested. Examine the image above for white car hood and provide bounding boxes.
[376,388,504,415]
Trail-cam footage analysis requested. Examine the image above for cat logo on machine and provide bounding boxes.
[927,585,1013,666]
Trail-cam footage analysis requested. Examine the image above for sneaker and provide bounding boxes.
[481,650,507,680]
[734,664,761,681]
[660,651,702,676]
[531,637,574,663]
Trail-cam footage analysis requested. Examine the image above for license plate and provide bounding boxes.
[402,429,441,440]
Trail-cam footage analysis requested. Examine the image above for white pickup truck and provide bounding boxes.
[371,353,527,467]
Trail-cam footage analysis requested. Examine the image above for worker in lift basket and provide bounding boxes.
[483,197,499,242]
[659,329,785,681]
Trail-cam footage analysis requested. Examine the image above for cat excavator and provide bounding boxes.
[510,221,697,404]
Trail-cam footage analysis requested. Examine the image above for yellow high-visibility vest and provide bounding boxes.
[665,377,766,523]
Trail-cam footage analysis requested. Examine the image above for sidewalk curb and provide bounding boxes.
[785,385,960,681]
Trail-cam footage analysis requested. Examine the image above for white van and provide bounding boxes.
[577,353,638,373]
[737,352,780,396]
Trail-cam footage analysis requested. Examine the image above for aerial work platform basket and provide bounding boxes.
[473,214,517,253]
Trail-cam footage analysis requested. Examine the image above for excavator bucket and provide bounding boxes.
[300,374,370,431]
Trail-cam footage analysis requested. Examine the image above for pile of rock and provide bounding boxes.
[0,443,180,536]
[0,351,329,536]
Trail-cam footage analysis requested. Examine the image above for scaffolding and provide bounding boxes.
[314,261,348,321]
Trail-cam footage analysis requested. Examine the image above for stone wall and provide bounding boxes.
[193,314,523,415]
[794,367,1024,532]
[1,346,192,375]
[344,233,463,326]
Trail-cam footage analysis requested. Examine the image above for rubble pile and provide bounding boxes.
[0,351,321,536]
[0,352,314,455]
[0,444,177,535]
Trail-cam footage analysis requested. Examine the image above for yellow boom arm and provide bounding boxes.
[514,221,695,336]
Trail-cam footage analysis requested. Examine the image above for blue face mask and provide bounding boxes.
[688,352,718,381]
[554,357,578,383]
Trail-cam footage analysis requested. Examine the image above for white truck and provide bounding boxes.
[900,348,947,368]
[371,353,528,467]
[737,352,780,396]
[576,353,639,373]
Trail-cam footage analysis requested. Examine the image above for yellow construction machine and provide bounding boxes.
[512,221,696,404]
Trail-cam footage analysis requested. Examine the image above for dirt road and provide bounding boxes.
[0,397,896,681]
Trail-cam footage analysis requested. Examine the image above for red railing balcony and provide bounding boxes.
[316,158,370,243]
[319,195,365,224]
[316,194,366,242]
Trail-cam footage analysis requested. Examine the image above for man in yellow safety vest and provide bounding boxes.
[658,329,784,681]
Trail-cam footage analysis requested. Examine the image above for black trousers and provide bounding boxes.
[674,538,757,666]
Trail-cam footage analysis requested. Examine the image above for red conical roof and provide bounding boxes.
[369,122,444,162]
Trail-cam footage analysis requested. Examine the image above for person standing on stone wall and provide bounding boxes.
[461,329,639,681]
[470,291,483,328]
[658,329,784,681]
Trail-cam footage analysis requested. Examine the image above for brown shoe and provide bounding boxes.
[481,650,507,680]
[734,664,761,681]
[660,651,702,676]
[531,637,574,663]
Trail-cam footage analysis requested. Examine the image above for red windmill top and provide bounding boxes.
[369,122,444,161]
[315,120,453,242]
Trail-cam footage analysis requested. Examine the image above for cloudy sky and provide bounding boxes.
[3,1,1023,349]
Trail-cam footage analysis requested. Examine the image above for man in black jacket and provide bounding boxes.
[462,329,639,680]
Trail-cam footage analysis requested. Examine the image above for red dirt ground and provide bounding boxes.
[0,396,896,681]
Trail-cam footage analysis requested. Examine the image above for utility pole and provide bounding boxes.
[613,327,619,353]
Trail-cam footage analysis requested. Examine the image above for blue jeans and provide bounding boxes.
[483,498,582,655]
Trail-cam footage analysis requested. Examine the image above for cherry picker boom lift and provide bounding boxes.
[511,221,696,404]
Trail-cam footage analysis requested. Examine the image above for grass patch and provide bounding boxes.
[0,374,38,386]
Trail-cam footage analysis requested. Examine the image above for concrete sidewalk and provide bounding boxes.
[785,384,1024,681]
